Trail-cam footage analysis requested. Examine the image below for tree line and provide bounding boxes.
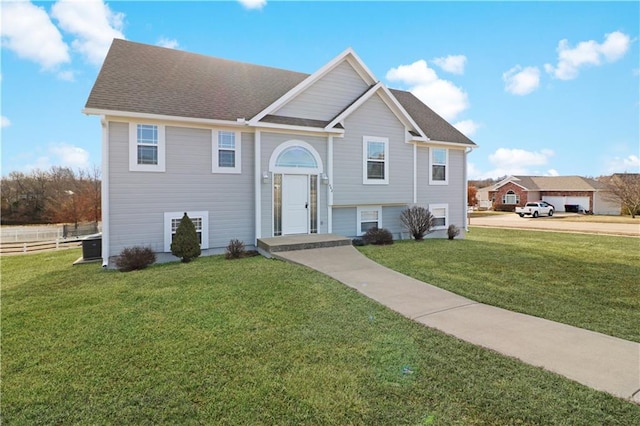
[1,166,101,225]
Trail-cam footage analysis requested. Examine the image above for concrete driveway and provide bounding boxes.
[469,213,640,237]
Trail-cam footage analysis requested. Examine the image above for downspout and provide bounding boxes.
[100,116,109,267]
[413,142,417,204]
[254,130,262,243]
[327,135,333,233]
[464,147,474,232]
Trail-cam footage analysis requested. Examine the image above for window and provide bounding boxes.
[429,148,448,184]
[363,136,389,184]
[212,130,241,173]
[357,206,382,236]
[429,204,448,230]
[163,211,209,252]
[129,123,165,172]
[503,190,519,205]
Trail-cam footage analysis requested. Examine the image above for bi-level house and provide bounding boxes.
[84,40,477,266]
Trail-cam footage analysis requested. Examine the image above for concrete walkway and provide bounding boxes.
[274,245,640,403]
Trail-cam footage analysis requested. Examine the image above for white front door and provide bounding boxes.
[282,174,308,235]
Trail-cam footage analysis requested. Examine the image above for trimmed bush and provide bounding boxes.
[115,246,156,272]
[400,206,435,240]
[171,212,201,263]
[225,239,246,259]
[362,227,393,245]
[447,224,460,240]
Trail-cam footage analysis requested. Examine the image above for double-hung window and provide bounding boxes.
[357,206,382,236]
[212,130,241,173]
[129,123,165,172]
[429,204,448,230]
[429,148,448,184]
[363,136,389,184]
[164,211,209,252]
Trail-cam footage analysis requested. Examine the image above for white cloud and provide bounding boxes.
[503,65,540,95]
[468,148,557,179]
[1,116,11,128]
[432,55,467,75]
[606,155,640,174]
[545,31,631,80]
[57,70,76,81]
[25,143,91,171]
[51,0,125,67]
[0,1,70,70]
[453,119,480,136]
[386,59,469,121]
[238,0,267,10]
[156,37,179,49]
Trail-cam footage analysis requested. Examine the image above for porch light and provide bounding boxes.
[262,172,270,184]
[320,173,329,184]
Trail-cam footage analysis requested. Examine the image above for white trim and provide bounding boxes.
[163,211,209,253]
[429,203,448,230]
[325,82,383,129]
[412,139,476,149]
[129,123,166,172]
[253,121,344,135]
[249,47,377,125]
[84,108,245,129]
[363,136,389,185]
[327,135,334,233]
[356,205,382,236]
[212,129,242,174]
[268,140,324,174]
[413,142,417,204]
[100,117,109,266]
[255,130,262,241]
[429,147,448,185]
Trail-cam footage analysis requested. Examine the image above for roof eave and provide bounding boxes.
[82,108,246,128]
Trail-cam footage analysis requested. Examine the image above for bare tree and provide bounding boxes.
[602,174,640,218]
[400,206,435,240]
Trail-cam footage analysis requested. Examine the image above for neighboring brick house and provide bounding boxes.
[484,175,620,215]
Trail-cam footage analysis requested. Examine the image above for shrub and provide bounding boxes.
[400,206,435,240]
[170,212,201,263]
[115,246,156,272]
[447,224,460,240]
[352,238,366,247]
[362,227,394,245]
[225,239,246,259]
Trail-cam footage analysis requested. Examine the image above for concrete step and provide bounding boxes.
[257,234,352,257]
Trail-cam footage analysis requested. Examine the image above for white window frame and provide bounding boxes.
[163,211,209,252]
[129,123,166,172]
[356,205,382,236]
[362,136,389,185]
[212,130,241,174]
[503,190,519,205]
[429,203,448,230]
[429,147,448,185]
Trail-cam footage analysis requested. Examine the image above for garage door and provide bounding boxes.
[542,196,590,212]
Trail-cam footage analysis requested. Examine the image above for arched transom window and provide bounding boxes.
[275,146,317,169]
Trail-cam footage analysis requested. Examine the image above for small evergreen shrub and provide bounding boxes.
[225,239,246,259]
[171,212,201,263]
[447,224,460,240]
[352,238,366,247]
[400,206,435,240]
[363,227,394,245]
[115,246,156,272]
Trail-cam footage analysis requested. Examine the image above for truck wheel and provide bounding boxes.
[533,211,539,218]
[548,209,554,217]
[519,213,525,217]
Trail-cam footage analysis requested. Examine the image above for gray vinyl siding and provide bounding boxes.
[333,94,413,205]
[416,146,467,236]
[275,61,369,121]
[108,121,254,257]
[332,205,408,239]
[259,132,328,237]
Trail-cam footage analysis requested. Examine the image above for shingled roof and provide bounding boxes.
[86,39,475,146]
[501,176,608,191]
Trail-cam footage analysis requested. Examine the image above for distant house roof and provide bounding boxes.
[492,175,609,192]
[85,39,475,146]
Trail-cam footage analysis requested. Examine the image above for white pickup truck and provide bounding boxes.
[515,202,554,218]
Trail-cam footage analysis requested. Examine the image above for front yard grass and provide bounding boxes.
[359,227,640,342]
[2,249,639,424]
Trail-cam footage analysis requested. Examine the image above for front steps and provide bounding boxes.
[257,234,352,258]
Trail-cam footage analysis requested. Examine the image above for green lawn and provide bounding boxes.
[2,249,639,424]
[359,227,640,342]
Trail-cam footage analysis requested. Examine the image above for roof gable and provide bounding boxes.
[493,175,606,192]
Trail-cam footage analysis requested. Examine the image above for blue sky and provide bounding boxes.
[2,0,639,179]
